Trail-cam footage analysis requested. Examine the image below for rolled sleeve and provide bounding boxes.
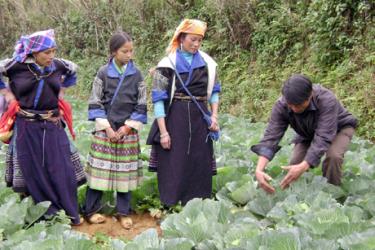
[304,96,339,167]
[250,100,289,161]
[250,144,281,161]
[125,119,143,131]
[208,92,219,104]
[154,100,166,118]
[95,118,111,131]
[152,90,168,103]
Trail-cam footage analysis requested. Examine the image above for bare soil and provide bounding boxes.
[72,213,162,240]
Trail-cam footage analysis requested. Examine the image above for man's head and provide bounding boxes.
[282,74,313,113]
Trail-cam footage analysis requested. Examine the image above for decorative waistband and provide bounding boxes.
[17,108,60,122]
[173,93,207,102]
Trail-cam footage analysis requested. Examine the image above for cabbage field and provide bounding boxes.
[1,99,375,249]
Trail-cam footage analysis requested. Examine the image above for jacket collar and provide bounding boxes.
[107,59,136,78]
[307,94,317,111]
[24,57,56,73]
[175,49,206,73]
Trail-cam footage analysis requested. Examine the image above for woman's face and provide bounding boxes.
[33,48,56,67]
[180,34,203,54]
[113,41,133,65]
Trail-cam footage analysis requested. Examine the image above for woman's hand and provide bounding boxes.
[105,127,118,142]
[117,125,132,138]
[208,115,219,131]
[160,132,171,150]
[4,91,15,103]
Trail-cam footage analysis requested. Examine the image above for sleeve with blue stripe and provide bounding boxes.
[152,90,168,103]
[151,69,169,103]
[209,81,221,104]
[0,76,6,89]
[60,59,78,88]
[0,58,13,89]
[129,80,147,124]
[88,75,107,121]
[212,82,221,93]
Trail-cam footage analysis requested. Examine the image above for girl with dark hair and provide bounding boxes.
[0,29,84,225]
[83,31,147,228]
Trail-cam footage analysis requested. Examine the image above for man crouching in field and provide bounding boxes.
[251,74,357,193]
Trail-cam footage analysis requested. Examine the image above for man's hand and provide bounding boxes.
[255,169,275,194]
[280,161,310,189]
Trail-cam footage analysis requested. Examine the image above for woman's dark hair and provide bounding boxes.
[109,31,132,55]
[178,33,187,43]
[282,74,313,105]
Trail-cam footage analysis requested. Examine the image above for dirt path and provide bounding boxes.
[72,213,161,240]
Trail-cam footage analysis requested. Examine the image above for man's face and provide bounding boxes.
[287,96,312,114]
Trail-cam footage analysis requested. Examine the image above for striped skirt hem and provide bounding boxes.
[86,130,143,192]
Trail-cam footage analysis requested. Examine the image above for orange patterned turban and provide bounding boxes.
[166,19,207,54]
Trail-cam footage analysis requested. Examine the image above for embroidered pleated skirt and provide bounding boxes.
[5,117,84,224]
[5,128,86,192]
[86,130,143,192]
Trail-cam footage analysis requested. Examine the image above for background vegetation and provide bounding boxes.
[0,0,374,139]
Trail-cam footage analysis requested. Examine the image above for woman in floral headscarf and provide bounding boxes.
[146,19,221,206]
[0,30,84,225]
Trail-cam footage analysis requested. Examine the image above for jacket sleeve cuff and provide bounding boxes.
[95,118,111,131]
[130,112,147,124]
[62,73,77,87]
[88,109,107,121]
[212,82,221,93]
[125,120,143,131]
[250,144,281,161]
[304,153,320,168]
[152,90,168,103]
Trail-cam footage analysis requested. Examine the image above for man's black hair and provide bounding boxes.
[282,74,312,105]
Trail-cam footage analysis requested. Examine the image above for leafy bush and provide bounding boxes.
[0,0,374,139]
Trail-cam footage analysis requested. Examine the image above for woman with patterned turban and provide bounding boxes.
[0,29,84,225]
[147,19,221,206]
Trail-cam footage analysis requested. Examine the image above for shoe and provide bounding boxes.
[71,216,84,226]
[87,213,106,224]
[119,216,133,229]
